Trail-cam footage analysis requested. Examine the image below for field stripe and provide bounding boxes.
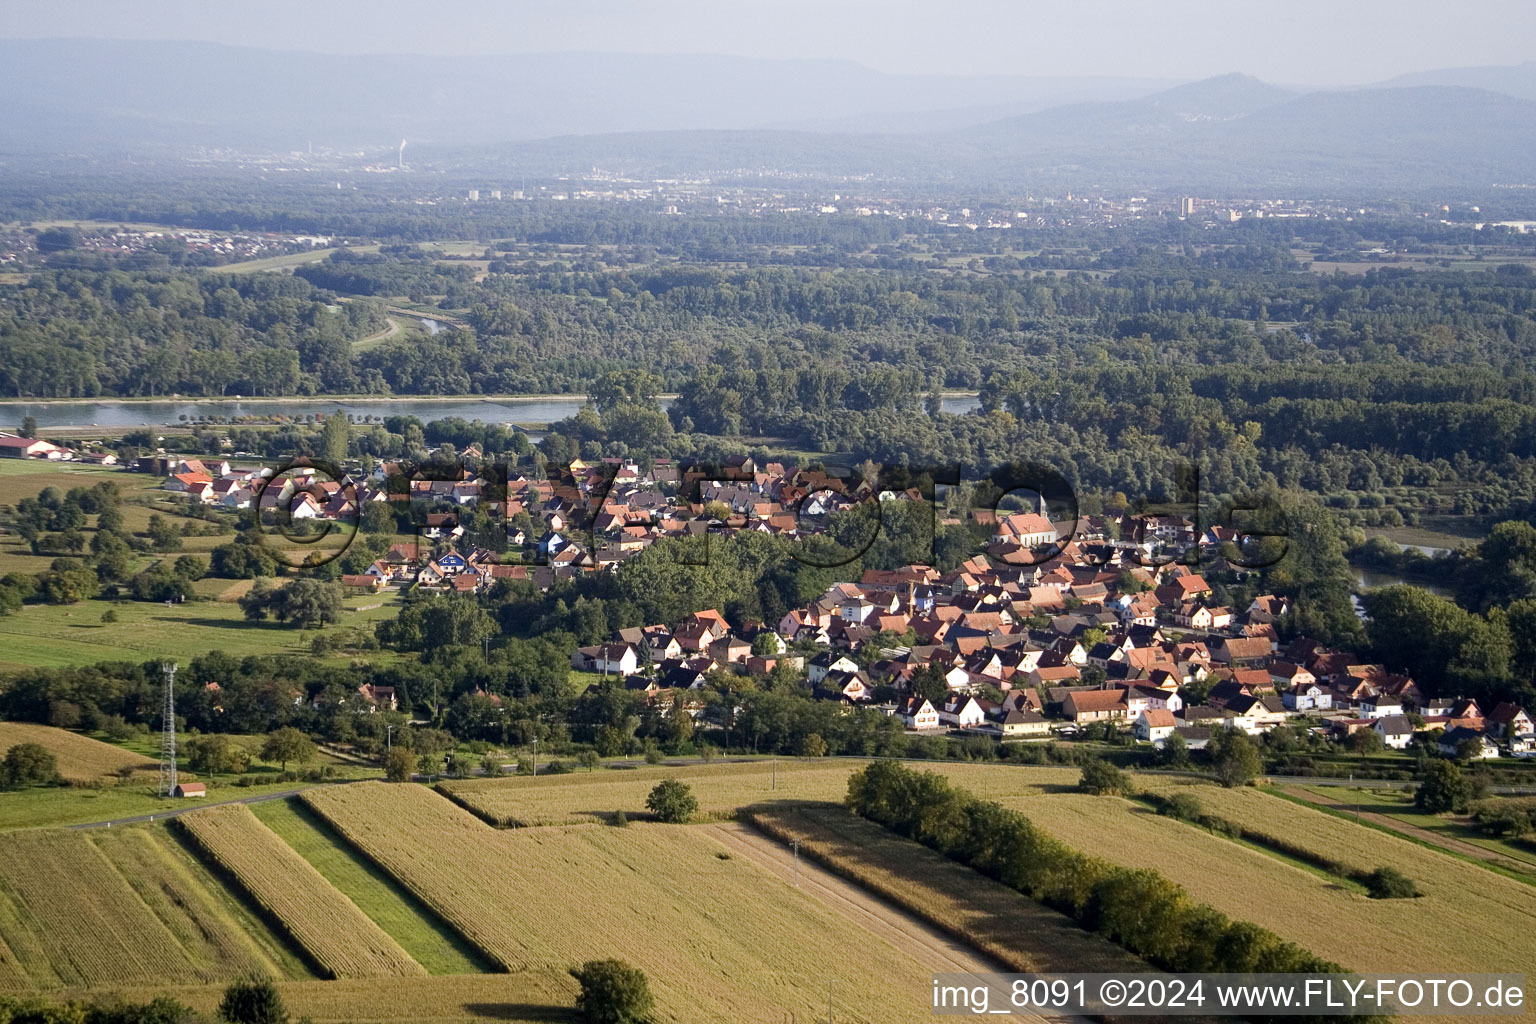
[251,797,490,975]
[177,804,425,979]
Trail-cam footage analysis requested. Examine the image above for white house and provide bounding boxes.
[1283,682,1332,712]
[896,696,940,730]
[1134,708,1179,744]
[937,694,986,729]
[808,652,859,685]
[1372,714,1414,750]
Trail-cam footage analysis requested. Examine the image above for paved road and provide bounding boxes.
[66,778,369,830]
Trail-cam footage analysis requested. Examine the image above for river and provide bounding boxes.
[1,394,982,430]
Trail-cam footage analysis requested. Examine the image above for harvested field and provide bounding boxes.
[302,781,1008,1023]
[439,759,854,825]
[742,801,1147,977]
[0,723,155,785]
[58,970,581,1024]
[0,825,309,989]
[933,764,1536,982]
[177,804,424,979]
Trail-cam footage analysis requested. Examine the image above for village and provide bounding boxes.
[134,445,1536,760]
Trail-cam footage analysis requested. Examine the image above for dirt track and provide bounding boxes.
[1285,786,1536,875]
[706,822,1090,1024]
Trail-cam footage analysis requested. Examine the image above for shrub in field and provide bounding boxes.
[1157,791,1205,823]
[218,977,288,1024]
[573,959,653,1024]
[1470,797,1536,837]
[646,778,697,823]
[1078,758,1131,796]
[612,809,629,827]
[1362,866,1421,900]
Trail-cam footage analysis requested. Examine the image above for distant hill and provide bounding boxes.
[0,38,1170,152]
[4,40,1535,194]
[1378,60,1536,102]
[955,80,1536,190]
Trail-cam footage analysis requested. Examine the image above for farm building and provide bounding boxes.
[173,782,207,798]
[0,434,67,459]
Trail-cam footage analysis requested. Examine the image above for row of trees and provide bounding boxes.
[846,760,1363,1021]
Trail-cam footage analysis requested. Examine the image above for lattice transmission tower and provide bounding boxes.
[158,661,177,796]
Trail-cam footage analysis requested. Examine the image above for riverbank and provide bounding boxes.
[0,390,983,407]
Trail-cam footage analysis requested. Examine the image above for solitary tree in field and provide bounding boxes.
[578,750,601,772]
[1079,757,1132,796]
[1,743,62,790]
[261,727,315,772]
[383,746,414,783]
[218,977,289,1024]
[573,959,653,1024]
[1208,728,1262,788]
[645,778,698,823]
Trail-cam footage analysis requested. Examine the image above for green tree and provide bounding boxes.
[359,501,397,536]
[185,734,249,778]
[320,411,350,466]
[572,959,653,1024]
[239,578,275,621]
[19,415,37,439]
[147,514,182,551]
[797,732,828,757]
[1,743,62,789]
[645,778,698,823]
[1158,731,1190,767]
[1079,758,1132,795]
[1208,728,1262,788]
[383,746,414,782]
[1416,759,1474,814]
[270,579,343,629]
[217,977,289,1024]
[260,727,315,772]
[480,751,505,777]
[908,663,949,705]
[39,568,98,604]
[578,749,602,772]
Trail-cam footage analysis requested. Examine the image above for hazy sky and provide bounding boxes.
[5,0,1535,84]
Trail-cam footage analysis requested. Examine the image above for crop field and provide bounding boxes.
[177,804,424,979]
[0,825,309,989]
[745,801,1146,978]
[439,759,857,825]
[58,971,582,1024]
[251,797,489,975]
[932,765,1536,981]
[303,781,983,1023]
[0,722,155,784]
[1292,784,1536,873]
